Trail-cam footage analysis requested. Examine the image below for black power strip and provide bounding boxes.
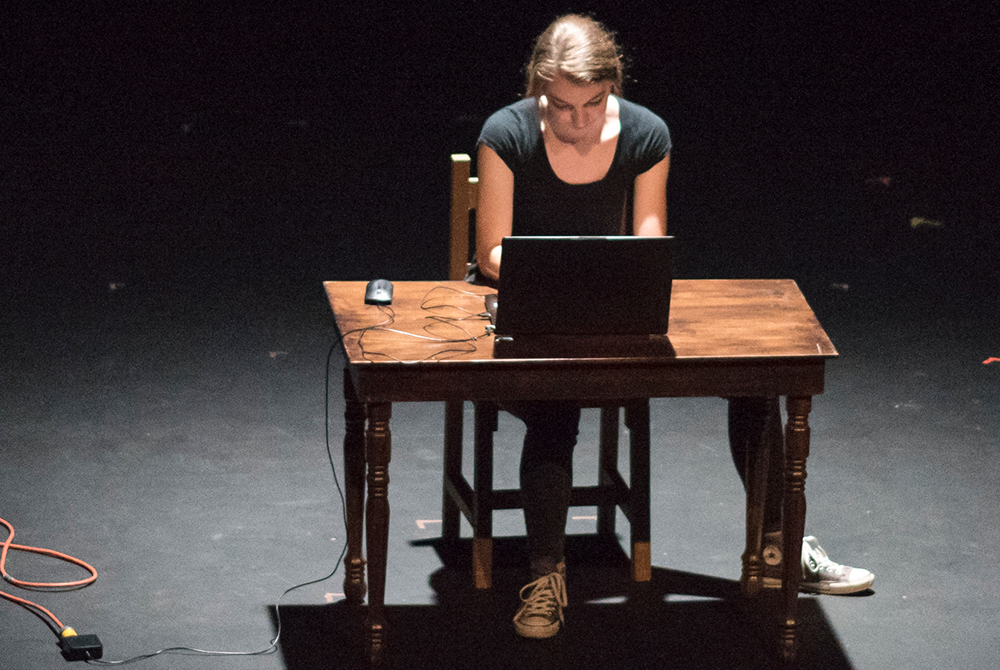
[59,633,103,662]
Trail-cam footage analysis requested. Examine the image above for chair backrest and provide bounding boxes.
[449,153,479,280]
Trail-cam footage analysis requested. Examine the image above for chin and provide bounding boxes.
[554,128,588,144]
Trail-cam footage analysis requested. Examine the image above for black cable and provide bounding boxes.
[87,340,353,665]
[88,292,488,664]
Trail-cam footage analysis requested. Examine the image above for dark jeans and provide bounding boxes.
[505,400,581,577]
[511,397,785,575]
[727,396,785,533]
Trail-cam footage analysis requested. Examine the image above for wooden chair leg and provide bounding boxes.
[741,408,771,597]
[625,400,651,582]
[442,400,463,541]
[472,401,499,589]
[597,406,620,538]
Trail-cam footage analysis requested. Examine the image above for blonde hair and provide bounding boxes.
[525,14,624,97]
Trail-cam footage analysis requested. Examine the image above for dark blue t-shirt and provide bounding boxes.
[477,97,671,237]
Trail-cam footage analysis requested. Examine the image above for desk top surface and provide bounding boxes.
[324,279,837,367]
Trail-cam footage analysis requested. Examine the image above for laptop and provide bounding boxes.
[490,235,675,358]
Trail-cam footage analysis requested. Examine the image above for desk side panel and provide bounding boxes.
[350,359,828,403]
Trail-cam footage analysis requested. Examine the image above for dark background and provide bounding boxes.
[2,3,999,669]
[4,2,996,300]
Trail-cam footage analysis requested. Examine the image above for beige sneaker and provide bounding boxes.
[513,569,567,639]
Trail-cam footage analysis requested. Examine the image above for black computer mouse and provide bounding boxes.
[364,279,393,305]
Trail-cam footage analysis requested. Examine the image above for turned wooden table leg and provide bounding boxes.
[365,402,392,665]
[781,396,811,662]
[342,369,367,603]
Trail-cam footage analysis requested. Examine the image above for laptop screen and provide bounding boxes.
[494,236,674,337]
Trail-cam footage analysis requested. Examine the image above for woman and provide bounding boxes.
[472,14,873,640]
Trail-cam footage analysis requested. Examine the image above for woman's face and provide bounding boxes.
[540,73,612,145]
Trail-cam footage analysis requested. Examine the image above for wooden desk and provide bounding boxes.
[324,279,837,664]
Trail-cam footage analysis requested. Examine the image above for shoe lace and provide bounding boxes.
[804,543,848,579]
[518,572,567,622]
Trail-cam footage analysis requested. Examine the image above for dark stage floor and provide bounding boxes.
[3,5,999,669]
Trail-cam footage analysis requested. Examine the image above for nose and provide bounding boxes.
[571,109,586,128]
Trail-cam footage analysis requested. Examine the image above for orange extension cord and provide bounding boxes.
[1,516,98,632]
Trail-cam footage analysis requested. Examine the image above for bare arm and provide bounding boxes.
[475,144,514,281]
[632,153,670,237]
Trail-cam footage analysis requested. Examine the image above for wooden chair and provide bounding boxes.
[442,153,652,589]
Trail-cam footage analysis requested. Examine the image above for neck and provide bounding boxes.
[540,95,620,155]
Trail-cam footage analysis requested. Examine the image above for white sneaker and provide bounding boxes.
[800,536,875,594]
[513,570,567,639]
